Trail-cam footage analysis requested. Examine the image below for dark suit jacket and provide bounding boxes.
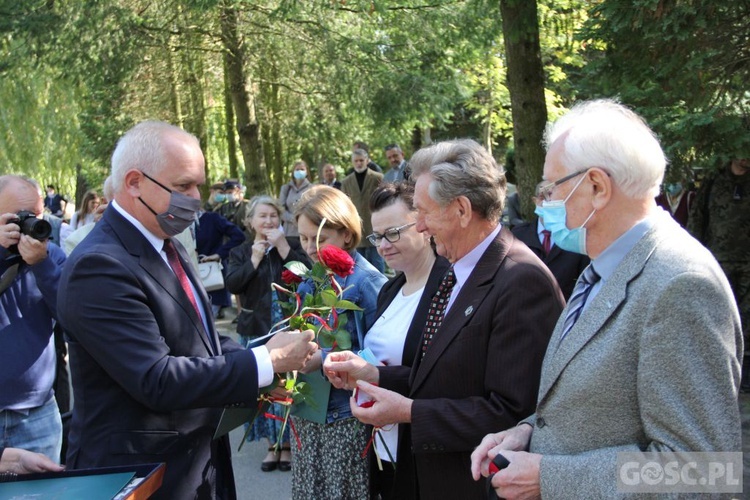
[58,206,261,500]
[512,219,590,300]
[378,229,565,499]
[370,256,451,498]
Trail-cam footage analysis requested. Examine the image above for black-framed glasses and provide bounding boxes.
[367,222,416,246]
[538,168,590,202]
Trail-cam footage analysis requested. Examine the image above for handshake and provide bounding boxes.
[264,328,319,373]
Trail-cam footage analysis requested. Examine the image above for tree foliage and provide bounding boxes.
[5,0,745,210]
[577,0,750,173]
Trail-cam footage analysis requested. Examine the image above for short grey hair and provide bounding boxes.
[544,99,666,199]
[352,148,369,160]
[409,139,507,222]
[110,121,200,192]
[244,195,283,239]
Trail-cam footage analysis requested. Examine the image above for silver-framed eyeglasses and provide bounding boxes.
[538,168,590,202]
[367,222,416,246]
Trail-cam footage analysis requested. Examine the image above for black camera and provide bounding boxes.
[10,211,52,241]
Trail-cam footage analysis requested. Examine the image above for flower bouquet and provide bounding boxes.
[241,219,362,450]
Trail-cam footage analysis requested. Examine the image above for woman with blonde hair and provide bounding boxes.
[291,185,387,499]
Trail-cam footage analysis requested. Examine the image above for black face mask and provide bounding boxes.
[138,172,201,237]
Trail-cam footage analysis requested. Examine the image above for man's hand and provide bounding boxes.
[17,235,48,265]
[1,447,65,475]
[0,213,21,250]
[470,424,533,480]
[265,329,317,373]
[267,375,293,401]
[349,380,412,427]
[323,350,379,389]
[199,253,221,263]
[487,450,542,500]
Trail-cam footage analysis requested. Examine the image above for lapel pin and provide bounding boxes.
[464,305,473,316]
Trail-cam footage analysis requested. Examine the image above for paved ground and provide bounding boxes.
[739,393,749,495]
[219,307,750,499]
[216,309,293,500]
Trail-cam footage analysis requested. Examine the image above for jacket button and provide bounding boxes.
[537,417,546,428]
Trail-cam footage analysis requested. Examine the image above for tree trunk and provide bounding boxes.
[167,39,183,128]
[182,46,208,180]
[220,2,269,195]
[411,126,421,155]
[223,55,239,181]
[500,0,547,220]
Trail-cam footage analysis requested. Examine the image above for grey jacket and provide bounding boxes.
[525,211,743,498]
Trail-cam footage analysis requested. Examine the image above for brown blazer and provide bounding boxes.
[379,228,565,499]
[341,168,384,247]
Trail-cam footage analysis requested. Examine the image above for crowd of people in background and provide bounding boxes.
[0,102,747,499]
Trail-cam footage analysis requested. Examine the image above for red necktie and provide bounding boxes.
[541,230,551,256]
[163,239,202,319]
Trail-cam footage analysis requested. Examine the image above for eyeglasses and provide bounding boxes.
[367,222,416,246]
[537,169,590,202]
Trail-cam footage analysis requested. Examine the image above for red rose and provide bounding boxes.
[281,269,303,284]
[319,246,355,277]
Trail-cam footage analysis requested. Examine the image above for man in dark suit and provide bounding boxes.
[57,121,317,499]
[325,139,564,498]
[318,163,342,190]
[512,181,590,300]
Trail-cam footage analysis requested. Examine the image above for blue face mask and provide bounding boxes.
[665,183,682,196]
[214,193,227,203]
[535,174,596,255]
[293,170,307,181]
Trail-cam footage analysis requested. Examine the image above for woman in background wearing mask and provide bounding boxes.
[279,161,312,244]
[655,175,695,228]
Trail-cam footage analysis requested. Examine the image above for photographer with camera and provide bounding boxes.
[0,175,66,464]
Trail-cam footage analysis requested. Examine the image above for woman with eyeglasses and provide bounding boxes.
[325,181,450,499]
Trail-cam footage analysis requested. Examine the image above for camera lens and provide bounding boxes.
[21,218,52,241]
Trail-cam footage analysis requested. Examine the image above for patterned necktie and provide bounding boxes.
[163,239,202,319]
[421,267,456,358]
[559,264,600,342]
[541,230,552,256]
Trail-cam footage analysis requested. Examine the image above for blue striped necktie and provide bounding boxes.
[560,264,600,342]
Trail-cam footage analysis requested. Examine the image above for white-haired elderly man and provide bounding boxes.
[471,100,743,499]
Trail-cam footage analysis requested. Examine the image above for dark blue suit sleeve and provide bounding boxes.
[58,250,260,412]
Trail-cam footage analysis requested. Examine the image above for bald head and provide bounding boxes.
[0,175,44,216]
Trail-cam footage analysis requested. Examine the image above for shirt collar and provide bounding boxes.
[453,223,502,287]
[591,208,663,283]
[111,200,165,255]
[536,218,546,237]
